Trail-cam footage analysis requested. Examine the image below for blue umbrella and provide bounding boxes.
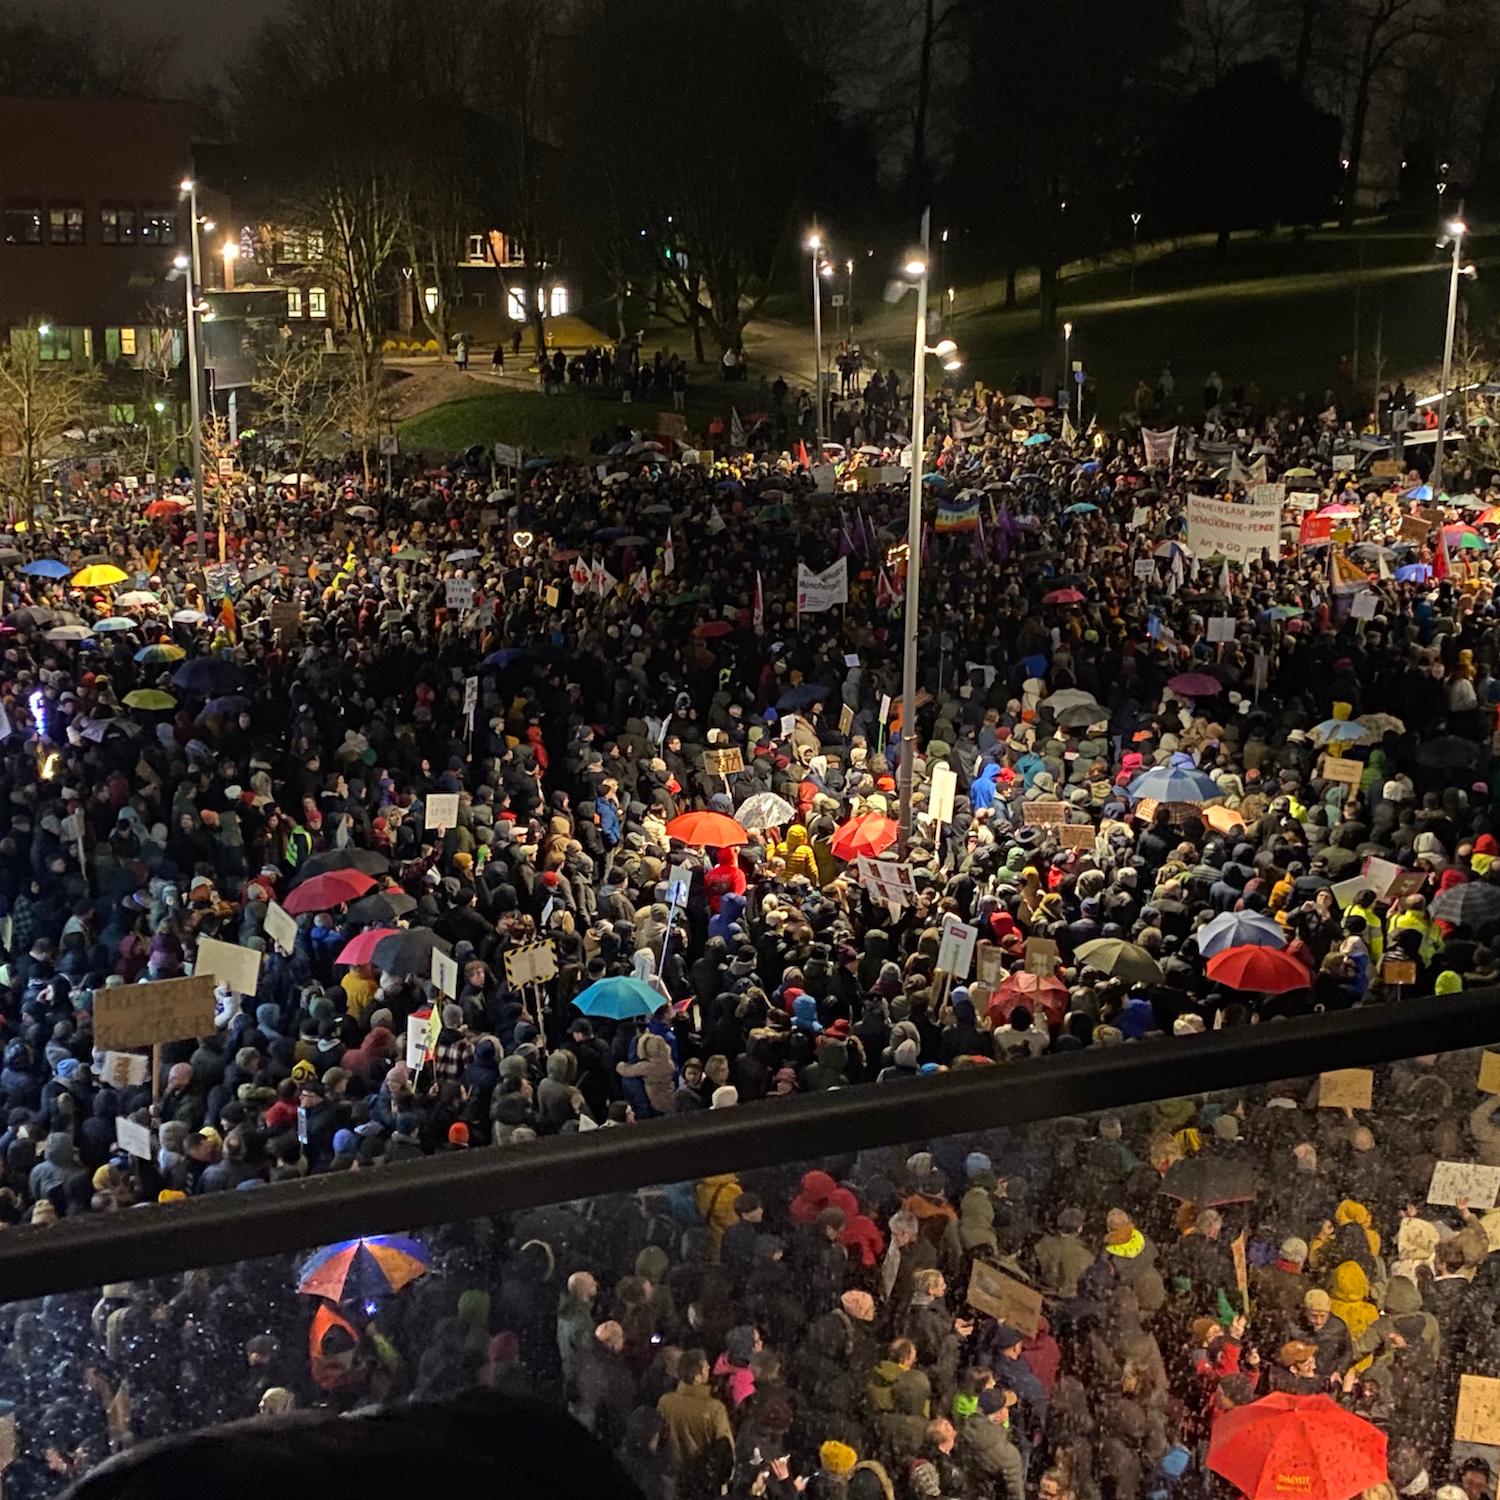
[1126,766,1220,803]
[203,694,250,715]
[776,683,830,712]
[921,472,949,486]
[573,976,666,1020]
[482,647,530,668]
[523,456,554,470]
[1394,563,1432,583]
[93,617,137,632]
[1403,484,1433,501]
[20,559,69,578]
[1064,502,1097,514]
[1310,719,1369,744]
[1023,432,1053,447]
[171,657,240,694]
[1197,910,1287,957]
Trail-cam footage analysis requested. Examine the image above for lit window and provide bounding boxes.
[507,287,527,320]
[286,288,304,318]
[37,326,71,363]
[278,228,304,261]
[466,233,489,263]
[100,205,136,245]
[139,209,177,245]
[120,327,137,356]
[48,205,85,245]
[308,286,327,319]
[306,229,324,260]
[3,203,42,245]
[549,286,569,317]
[81,327,92,359]
[423,286,439,315]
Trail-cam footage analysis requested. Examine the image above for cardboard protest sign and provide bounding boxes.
[115,1117,153,1161]
[504,940,559,987]
[270,601,300,639]
[1455,1375,1500,1445]
[1428,1160,1500,1209]
[1024,937,1059,977]
[926,763,957,826]
[99,1052,150,1089]
[1317,1069,1373,1110]
[1399,515,1431,544]
[1022,801,1067,826]
[445,578,474,611]
[937,917,978,979]
[94,975,217,1050]
[975,942,1005,988]
[702,747,744,776]
[1321,756,1364,786]
[1479,1052,1500,1096]
[263,900,298,957]
[425,793,460,830]
[966,1261,1043,1337]
[430,946,460,999]
[1056,823,1094,850]
[838,703,855,735]
[855,858,916,910]
[193,939,262,999]
[1381,957,1417,986]
[1231,1229,1249,1298]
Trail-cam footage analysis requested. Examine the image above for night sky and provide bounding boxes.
[99,0,286,89]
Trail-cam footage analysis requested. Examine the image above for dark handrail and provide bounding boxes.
[3,991,1498,1302]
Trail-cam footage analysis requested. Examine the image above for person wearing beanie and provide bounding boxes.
[1296,1287,1351,1381]
[1251,1237,1309,1321]
[955,1384,1022,1500]
[710,1085,739,1109]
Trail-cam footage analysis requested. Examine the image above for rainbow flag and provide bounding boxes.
[935,495,980,532]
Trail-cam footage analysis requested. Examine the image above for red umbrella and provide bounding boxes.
[1042,587,1084,605]
[335,927,400,966]
[692,619,733,639]
[1167,672,1222,697]
[1206,943,1310,993]
[665,811,748,847]
[282,868,377,915]
[988,971,1069,1026]
[1208,1393,1387,1500]
[829,812,898,862]
[144,498,188,518]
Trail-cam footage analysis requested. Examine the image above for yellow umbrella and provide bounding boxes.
[122,688,176,710]
[71,564,128,587]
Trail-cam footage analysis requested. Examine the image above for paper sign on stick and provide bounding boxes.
[194,938,263,999]
[1024,937,1059,977]
[263,900,298,956]
[1317,1069,1373,1110]
[115,1117,153,1160]
[966,1262,1043,1336]
[93,974,218,1050]
[425,793,460,830]
[937,917,978,979]
[430,947,459,999]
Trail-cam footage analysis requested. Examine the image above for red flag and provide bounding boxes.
[1434,527,1451,581]
[219,595,237,641]
[876,567,896,609]
[797,440,811,470]
[753,570,763,630]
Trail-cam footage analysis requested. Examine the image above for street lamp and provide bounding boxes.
[1129,211,1142,296]
[893,215,963,854]
[1062,320,1074,416]
[221,239,239,291]
[1432,216,1477,498]
[172,250,206,564]
[806,232,828,462]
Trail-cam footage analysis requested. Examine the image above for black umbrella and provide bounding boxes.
[1415,736,1479,769]
[1160,1155,1258,1206]
[1431,881,1500,928]
[346,891,417,925]
[370,926,450,976]
[1322,846,1361,876]
[1053,702,1105,728]
[291,849,392,886]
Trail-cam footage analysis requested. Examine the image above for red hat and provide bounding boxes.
[541,869,561,887]
[448,1122,470,1146]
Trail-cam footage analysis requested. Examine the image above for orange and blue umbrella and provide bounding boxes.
[296,1235,430,1300]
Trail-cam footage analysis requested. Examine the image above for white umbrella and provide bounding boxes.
[1355,712,1405,737]
[736,792,797,831]
[115,590,159,608]
[44,624,93,642]
[1044,688,1100,713]
[172,609,208,625]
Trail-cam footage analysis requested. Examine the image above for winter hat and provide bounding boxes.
[1303,1288,1332,1312]
[820,1442,858,1477]
[711,1085,738,1108]
[1280,1237,1309,1265]
[332,1129,357,1156]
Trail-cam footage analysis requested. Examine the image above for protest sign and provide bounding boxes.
[1382,956,1417,986]
[1317,1069,1373,1110]
[1024,937,1059,977]
[926,762,957,826]
[1187,494,1280,562]
[1059,823,1096,849]
[406,1011,431,1071]
[1321,756,1364,786]
[1022,801,1067,826]
[194,939,262,999]
[1351,590,1378,620]
[1134,558,1156,578]
[975,942,1005,988]
[93,974,219,1050]
[1359,856,1403,900]
[855,858,916,910]
[1130,506,1151,529]
[796,557,848,613]
[1207,616,1236,642]
[270,601,300,639]
[493,441,521,468]
[1141,427,1177,466]
[1332,452,1356,471]
[504,940,559,987]
[702,747,744,776]
[1371,458,1403,478]
[425,792,460,830]
[937,917,978,979]
[667,863,693,900]
[544,584,560,608]
[445,578,473,611]
[1231,1230,1249,1300]
[263,900,298,957]
[1399,515,1432,544]
[115,1117,153,1161]
[99,1051,150,1089]
[838,703,854,735]
[1286,491,1320,510]
[1480,1052,1500,1096]
[966,1262,1043,1337]
[1250,483,1283,507]
[1299,513,1333,547]
[430,946,460,999]
[1455,1376,1500,1445]
[1428,1161,1500,1209]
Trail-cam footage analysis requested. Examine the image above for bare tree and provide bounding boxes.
[1178,0,1266,82]
[0,324,99,525]
[252,343,344,487]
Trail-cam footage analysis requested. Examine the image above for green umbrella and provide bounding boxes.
[1074,937,1164,985]
[391,546,429,562]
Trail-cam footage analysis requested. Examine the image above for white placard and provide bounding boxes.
[494,441,521,468]
[1134,558,1156,578]
[463,675,479,715]
[194,936,263,998]
[1428,1160,1500,1209]
[1351,591,1378,620]
[667,863,693,900]
[1207,616,1236,642]
[406,1011,430,1070]
[1332,453,1356,471]
[843,653,860,667]
[1287,491,1321,511]
[779,715,795,739]
[1250,482,1283,507]
[937,917,978,979]
[430,946,459,999]
[1129,507,1151,529]
[1186,494,1281,563]
[263,900,297,957]
[879,693,892,723]
[445,578,473,611]
[100,1051,149,1088]
[795,557,848,613]
[855,857,916,910]
[115,1116,153,1160]
[926,762,957,826]
[425,792,460,830]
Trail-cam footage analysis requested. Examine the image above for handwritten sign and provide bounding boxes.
[115,1116,153,1161]
[975,941,1005,988]
[425,792,459,830]
[99,1051,150,1089]
[93,974,218,1050]
[702,747,744,776]
[193,939,263,1000]
[1317,1069,1373,1110]
[838,703,854,735]
[1186,493,1280,563]
[269,600,300,639]
[1455,1375,1500,1445]
[1399,515,1431,544]
[1023,801,1067,826]
[937,917,978,979]
[966,1261,1043,1337]
[1207,616,1236,643]
[1428,1160,1500,1209]
[263,899,298,957]
[406,1010,431,1071]
[1024,937,1059,977]
[1059,823,1096,850]
[1321,756,1364,787]
[1382,957,1417,986]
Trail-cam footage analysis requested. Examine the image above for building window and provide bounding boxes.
[507,286,527,321]
[4,203,42,245]
[119,327,137,357]
[423,286,439,315]
[37,326,72,362]
[306,229,325,260]
[549,286,569,317]
[465,233,489,264]
[286,288,304,318]
[100,205,137,244]
[82,327,92,360]
[48,205,85,245]
[139,208,177,245]
[308,286,327,319]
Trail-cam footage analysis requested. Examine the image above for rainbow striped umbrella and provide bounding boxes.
[296,1235,430,1300]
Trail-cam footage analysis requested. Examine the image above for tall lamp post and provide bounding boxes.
[1061,320,1073,416]
[1129,211,1142,296]
[1432,215,1476,499]
[807,232,828,461]
[896,209,961,856]
[173,252,207,566]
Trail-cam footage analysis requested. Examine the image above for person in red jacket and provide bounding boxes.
[703,845,746,914]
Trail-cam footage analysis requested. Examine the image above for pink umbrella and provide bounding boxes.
[335,928,400,966]
[1042,587,1084,605]
[1167,672,1222,697]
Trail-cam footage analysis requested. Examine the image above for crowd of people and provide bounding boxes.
[2,367,1500,1491]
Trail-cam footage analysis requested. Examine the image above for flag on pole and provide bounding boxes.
[662,527,675,576]
[729,407,746,450]
[1434,526,1451,582]
[797,440,811,471]
[1061,412,1077,446]
[876,567,897,610]
[592,558,618,597]
[1248,453,1268,486]
[631,568,650,600]
[838,512,856,557]
[753,570,764,631]
[219,595,238,642]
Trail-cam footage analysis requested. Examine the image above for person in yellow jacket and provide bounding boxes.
[1347,899,1384,966]
[1310,1199,1381,1266]
[695,1171,743,1248]
[771,825,818,882]
[1326,1260,1379,1371]
[1387,896,1441,964]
